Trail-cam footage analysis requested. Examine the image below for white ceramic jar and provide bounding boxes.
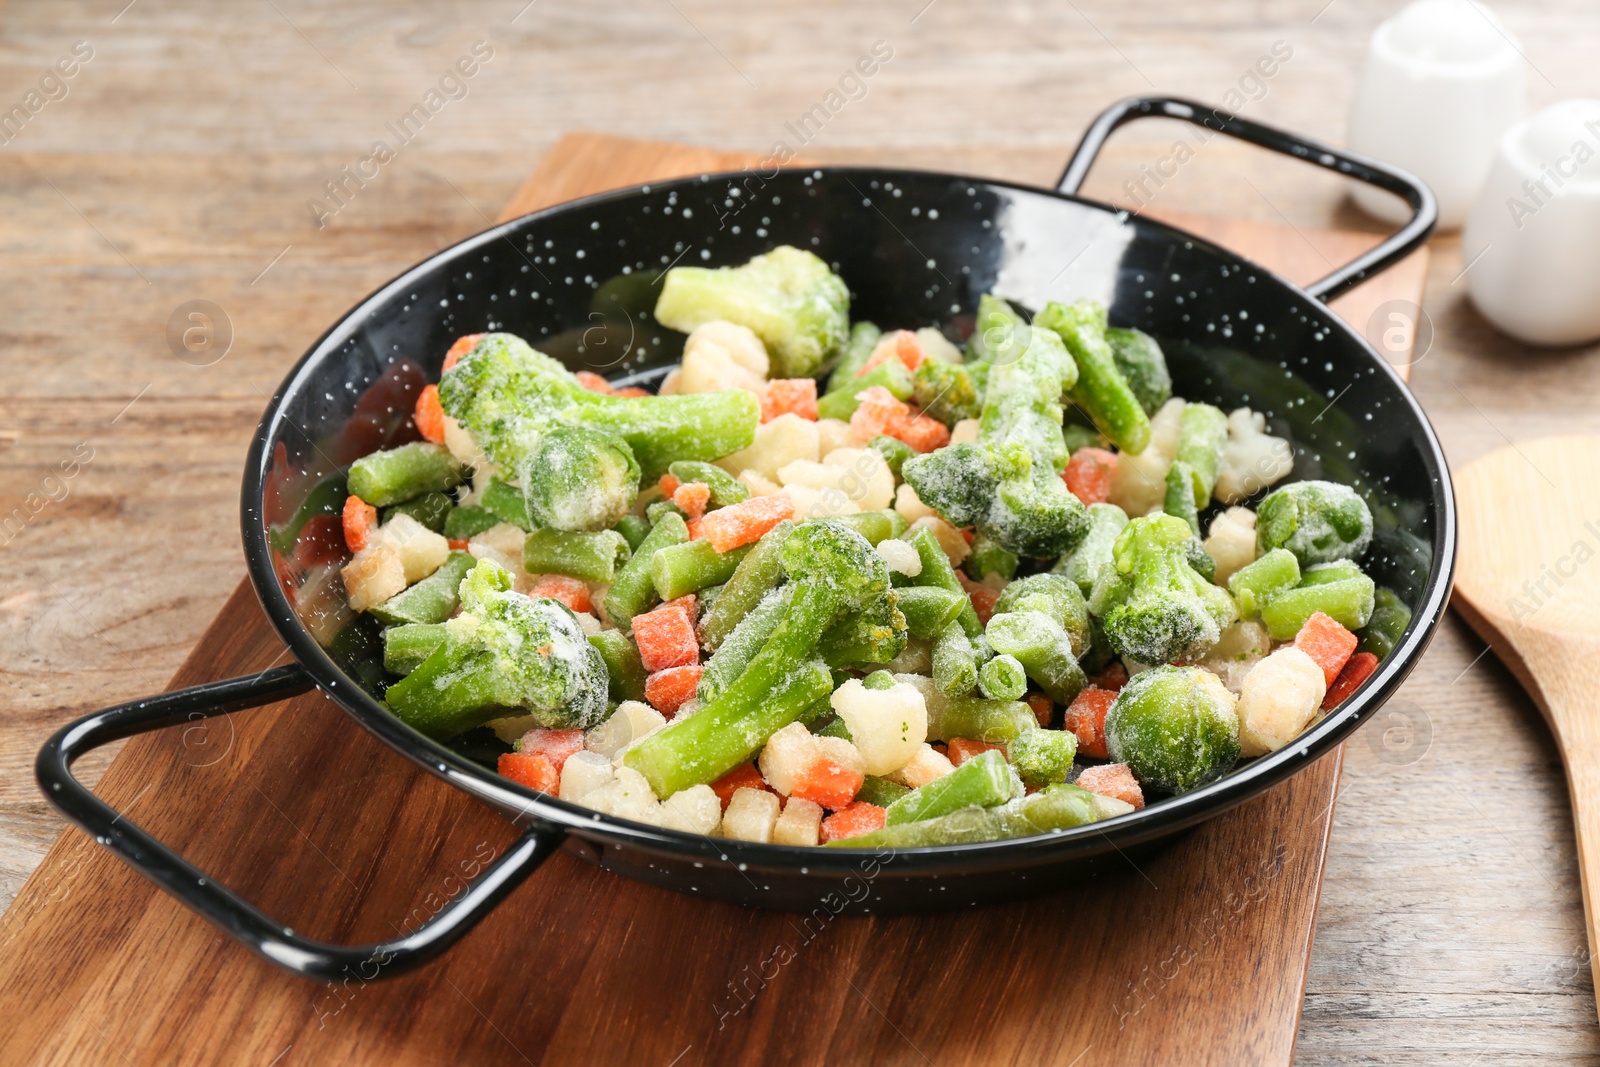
[1462,100,1600,347]
[1347,0,1525,229]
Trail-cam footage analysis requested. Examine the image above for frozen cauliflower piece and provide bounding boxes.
[885,741,955,789]
[676,320,770,396]
[1108,397,1184,516]
[1214,407,1293,505]
[341,542,406,613]
[659,784,722,834]
[949,418,982,445]
[816,417,865,455]
[1236,646,1326,757]
[559,750,615,802]
[916,326,963,365]
[1198,619,1272,695]
[1203,506,1258,586]
[442,414,486,468]
[721,787,780,842]
[894,482,938,524]
[1148,397,1186,458]
[829,677,929,776]
[380,513,450,584]
[716,413,819,482]
[875,538,922,577]
[737,469,783,497]
[579,766,660,822]
[773,797,824,846]
[585,700,667,760]
[782,484,861,519]
[776,447,894,513]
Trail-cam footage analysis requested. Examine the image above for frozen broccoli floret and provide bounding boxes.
[1007,727,1078,788]
[911,358,983,426]
[903,295,1087,558]
[653,245,850,378]
[820,588,909,669]
[1105,326,1172,417]
[1088,514,1238,664]
[520,424,641,531]
[384,558,610,739]
[993,572,1090,658]
[439,332,758,483]
[1256,479,1373,567]
[1105,665,1240,793]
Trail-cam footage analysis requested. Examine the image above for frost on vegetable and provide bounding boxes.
[1088,514,1238,665]
[654,245,850,379]
[1235,646,1326,757]
[383,558,611,739]
[1104,665,1240,793]
[902,296,1088,558]
[1256,479,1373,567]
[439,331,759,482]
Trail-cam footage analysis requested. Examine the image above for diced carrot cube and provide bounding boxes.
[497,751,558,793]
[1064,447,1118,505]
[658,472,681,497]
[448,537,470,551]
[644,664,702,717]
[956,572,1001,627]
[664,593,699,625]
[413,384,447,444]
[946,738,1004,767]
[1322,651,1379,710]
[575,370,614,395]
[686,517,705,540]
[672,481,712,521]
[631,603,698,671]
[1088,662,1129,692]
[1074,762,1144,810]
[442,332,486,371]
[1025,693,1054,729]
[711,764,769,810]
[1294,611,1359,686]
[889,408,952,453]
[515,728,585,772]
[790,758,864,811]
[761,378,819,422]
[698,494,795,553]
[848,385,909,441]
[819,802,886,843]
[1064,686,1117,760]
[341,494,377,553]
[859,329,925,376]
[528,574,592,614]
[614,386,650,398]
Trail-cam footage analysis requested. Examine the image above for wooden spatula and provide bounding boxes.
[1453,434,1600,1003]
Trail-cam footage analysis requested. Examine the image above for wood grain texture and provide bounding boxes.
[0,131,1387,1067]
[1453,436,1600,1016]
[0,1,1598,1062]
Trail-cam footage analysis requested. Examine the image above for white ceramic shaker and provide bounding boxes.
[1462,100,1600,346]
[1347,0,1525,229]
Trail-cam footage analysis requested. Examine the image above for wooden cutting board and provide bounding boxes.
[0,133,1426,1067]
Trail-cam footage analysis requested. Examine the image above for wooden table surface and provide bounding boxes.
[1,1,1598,1063]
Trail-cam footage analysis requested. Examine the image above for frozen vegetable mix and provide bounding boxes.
[317,248,1399,847]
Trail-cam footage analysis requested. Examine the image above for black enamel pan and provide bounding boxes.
[37,97,1451,981]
